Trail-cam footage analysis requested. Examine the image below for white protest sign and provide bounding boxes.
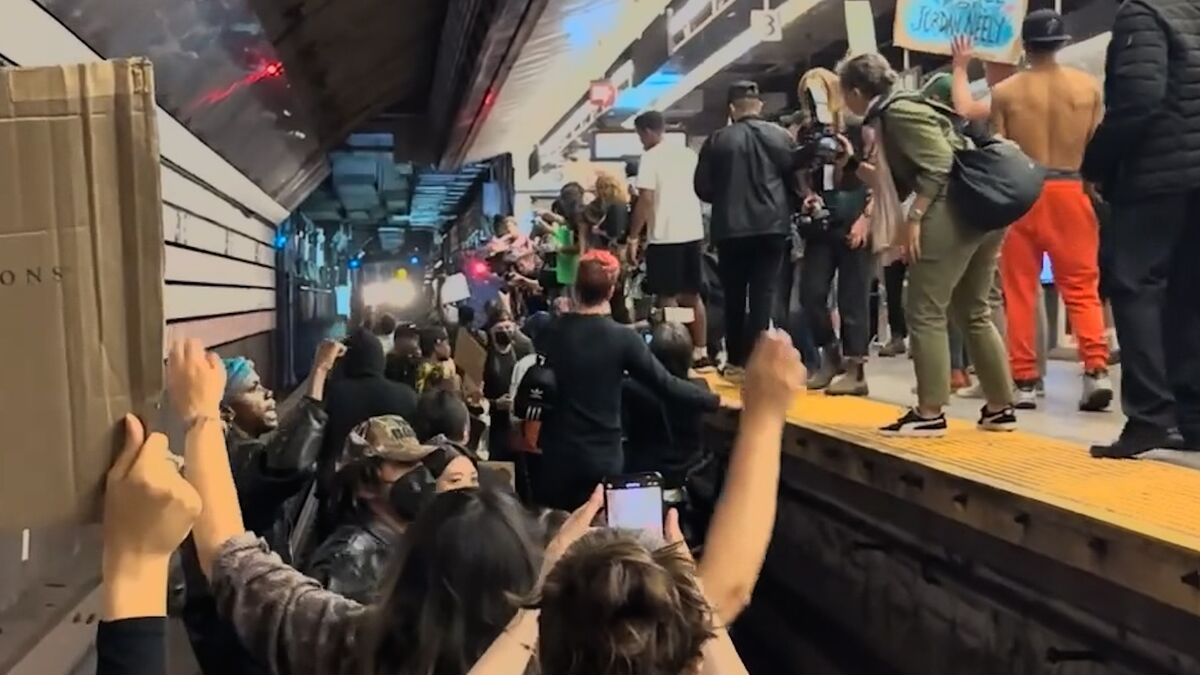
[844,1,879,55]
[893,0,1030,65]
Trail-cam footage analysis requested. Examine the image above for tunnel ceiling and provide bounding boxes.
[247,0,449,156]
[34,0,538,214]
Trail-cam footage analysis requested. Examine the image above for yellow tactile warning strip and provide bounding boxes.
[703,375,1200,554]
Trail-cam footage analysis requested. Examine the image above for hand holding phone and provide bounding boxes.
[604,472,665,540]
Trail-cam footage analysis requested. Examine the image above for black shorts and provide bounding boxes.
[645,240,703,296]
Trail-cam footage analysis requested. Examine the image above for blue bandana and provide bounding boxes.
[222,357,256,402]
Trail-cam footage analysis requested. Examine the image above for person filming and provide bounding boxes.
[791,68,874,396]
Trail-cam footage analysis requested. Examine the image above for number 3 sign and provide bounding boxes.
[751,8,783,42]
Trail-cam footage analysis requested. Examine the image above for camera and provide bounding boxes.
[794,204,834,239]
[796,125,843,169]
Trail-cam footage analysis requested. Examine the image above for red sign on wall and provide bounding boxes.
[588,80,616,108]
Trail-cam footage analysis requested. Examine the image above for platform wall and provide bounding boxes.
[0,2,289,669]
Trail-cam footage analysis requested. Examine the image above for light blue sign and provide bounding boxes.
[898,0,1023,57]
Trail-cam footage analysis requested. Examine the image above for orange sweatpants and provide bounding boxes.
[1000,179,1108,381]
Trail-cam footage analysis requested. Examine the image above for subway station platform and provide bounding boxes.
[706,370,1200,674]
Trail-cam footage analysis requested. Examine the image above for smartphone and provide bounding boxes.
[605,472,665,539]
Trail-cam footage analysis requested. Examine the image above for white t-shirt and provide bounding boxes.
[636,142,705,245]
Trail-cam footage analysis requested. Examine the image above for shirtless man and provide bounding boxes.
[989,9,1112,412]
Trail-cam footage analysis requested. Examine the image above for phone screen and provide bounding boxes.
[605,474,664,539]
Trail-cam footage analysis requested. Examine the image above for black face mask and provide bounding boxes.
[387,446,461,521]
[388,467,437,521]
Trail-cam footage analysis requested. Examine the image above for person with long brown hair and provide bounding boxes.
[467,330,805,675]
[836,53,1016,438]
[792,67,874,397]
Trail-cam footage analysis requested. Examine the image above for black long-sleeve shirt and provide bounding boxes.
[537,314,720,509]
[96,618,166,675]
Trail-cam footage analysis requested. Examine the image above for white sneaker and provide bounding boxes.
[1079,370,1114,412]
[722,365,745,385]
[955,382,985,399]
[1014,385,1038,410]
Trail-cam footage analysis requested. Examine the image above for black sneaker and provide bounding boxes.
[1090,428,1184,459]
[880,409,948,438]
[693,355,717,373]
[978,404,1017,432]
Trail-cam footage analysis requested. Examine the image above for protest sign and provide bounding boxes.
[0,59,164,526]
[844,1,879,56]
[893,0,1029,64]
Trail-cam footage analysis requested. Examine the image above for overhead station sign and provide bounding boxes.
[893,0,1029,64]
[750,8,784,42]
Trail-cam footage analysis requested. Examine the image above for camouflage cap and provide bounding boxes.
[338,415,427,468]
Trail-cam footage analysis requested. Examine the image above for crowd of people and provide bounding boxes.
[479,7,1196,455]
[89,2,1200,674]
[95,233,805,675]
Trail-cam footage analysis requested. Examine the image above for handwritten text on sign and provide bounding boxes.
[893,0,1028,64]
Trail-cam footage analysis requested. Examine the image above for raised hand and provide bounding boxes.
[167,338,226,423]
[742,329,805,420]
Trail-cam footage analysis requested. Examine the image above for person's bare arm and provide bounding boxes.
[697,331,804,624]
[304,339,345,402]
[629,188,655,243]
[952,72,990,122]
[951,36,991,122]
[700,625,750,675]
[168,339,247,577]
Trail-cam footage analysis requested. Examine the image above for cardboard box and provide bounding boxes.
[0,60,164,527]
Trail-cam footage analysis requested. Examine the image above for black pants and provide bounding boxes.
[800,236,874,357]
[777,259,821,367]
[1103,189,1200,441]
[716,235,788,367]
[883,260,908,339]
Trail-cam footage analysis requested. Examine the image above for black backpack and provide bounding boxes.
[514,353,556,421]
[870,93,1046,232]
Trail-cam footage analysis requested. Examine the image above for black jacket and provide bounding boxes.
[1082,0,1200,202]
[694,117,796,242]
[321,329,419,469]
[301,518,401,605]
[622,377,712,487]
[178,397,328,675]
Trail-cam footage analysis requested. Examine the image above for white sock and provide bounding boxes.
[693,347,707,360]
